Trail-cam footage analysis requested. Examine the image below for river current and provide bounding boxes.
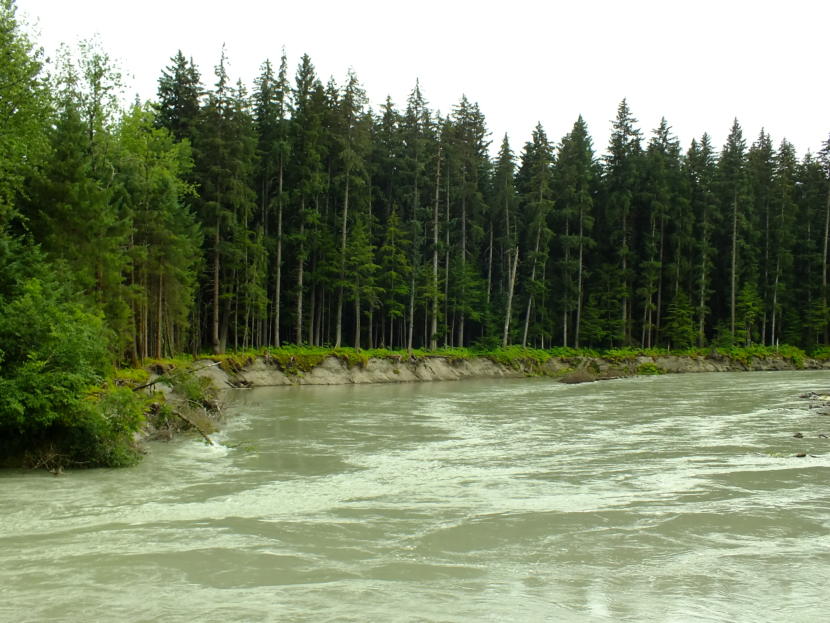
[2,371,830,622]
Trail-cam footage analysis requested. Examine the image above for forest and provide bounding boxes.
[1,0,830,463]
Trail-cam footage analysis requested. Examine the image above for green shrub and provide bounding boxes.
[636,362,665,375]
[163,367,216,406]
[810,346,830,361]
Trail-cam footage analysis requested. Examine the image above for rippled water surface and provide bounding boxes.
[3,371,830,622]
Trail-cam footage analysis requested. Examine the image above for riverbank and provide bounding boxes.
[148,348,828,449]
[8,346,828,470]
[179,349,830,391]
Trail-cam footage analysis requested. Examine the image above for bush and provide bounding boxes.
[0,240,145,468]
[636,362,666,375]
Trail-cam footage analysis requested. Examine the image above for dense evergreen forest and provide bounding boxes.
[2,0,830,464]
[4,3,830,359]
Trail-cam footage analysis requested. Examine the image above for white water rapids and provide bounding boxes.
[2,371,830,622]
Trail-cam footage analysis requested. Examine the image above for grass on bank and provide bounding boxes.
[145,342,817,376]
[4,343,820,471]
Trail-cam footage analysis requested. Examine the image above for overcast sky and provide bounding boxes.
[17,0,830,157]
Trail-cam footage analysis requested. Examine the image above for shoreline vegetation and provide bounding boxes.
[4,345,830,472]
[2,2,830,471]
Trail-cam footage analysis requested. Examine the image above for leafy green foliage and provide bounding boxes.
[4,2,830,468]
[0,0,49,225]
[636,362,665,375]
[0,241,145,467]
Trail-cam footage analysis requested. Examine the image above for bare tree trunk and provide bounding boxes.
[655,214,665,344]
[335,175,350,348]
[407,274,415,352]
[522,227,541,347]
[368,307,373,349]
[731,191,738,340]
[503,246,519,347]
[823,187,830,343]
[212,225,222,354]
[563,219,570,347]
[575,208,584,349]
[354,288,361,350]
[296,200,305,345]
[308,283,316,346]
[762,201,770,344]
[621,209,628,344]
[697,211,709,347]
[430,146,441,350]
[156,273,163,359]
[486,224,493,311]
[459,191,467,346]
[771,257,780,345]
[141,270,148,360]
[444,164,451,347]
[273,161,283,346]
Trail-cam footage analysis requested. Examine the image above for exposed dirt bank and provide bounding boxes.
[185,353,830,390]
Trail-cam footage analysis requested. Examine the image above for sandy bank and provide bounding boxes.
[187,353,830,390]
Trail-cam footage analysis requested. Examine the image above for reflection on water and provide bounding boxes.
[2,371,830,622]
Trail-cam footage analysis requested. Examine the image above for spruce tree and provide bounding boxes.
[333,70,371,348]
[553,115,596,347]
[601,99,643,344]
[289,54,326,344]
[492,134,519,346]
[253,52,292,346]
[516,123,554,347]
[155,50,202,142]
[685,134,718,346]
[716,119,750,342]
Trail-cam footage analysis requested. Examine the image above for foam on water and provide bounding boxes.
[2,371,830,622]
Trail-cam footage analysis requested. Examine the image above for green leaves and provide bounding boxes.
[0,276,108,430]
[0,0,49,226]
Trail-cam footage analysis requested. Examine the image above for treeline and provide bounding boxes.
[147,48,830,354]
[5,1,830,366]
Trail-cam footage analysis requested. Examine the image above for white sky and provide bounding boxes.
[17,0,830,158]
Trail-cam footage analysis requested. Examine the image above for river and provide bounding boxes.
[2,371,830,622]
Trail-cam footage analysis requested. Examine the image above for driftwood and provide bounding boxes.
[131,361,222,392]
[173,408,214,446]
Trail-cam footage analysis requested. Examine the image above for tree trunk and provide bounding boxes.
[335,175,350,348]
[655,214,665,344]
[430,146,441,350]
[731,191,738,340]
[697,209,709,347]
[212,225,222,354]
[407,273,415,352]
[575,207,584,349]
[459,189,467,346]
[522,227,541,347]
[296,200,305,345]
[273,160,283,346]
[444,163,451,347]
[562,219,570,347]
[823,186,830,343]
[156,273,163,359]
[621,208,628,344]
[771,256,780,345]
[503,246,519,347]
[354,287,361,350]
[486,223,493,312]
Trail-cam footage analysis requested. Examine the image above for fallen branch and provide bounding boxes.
[132,361,222,392]
[173,410,214,446]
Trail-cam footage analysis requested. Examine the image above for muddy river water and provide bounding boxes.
[2,371,829,621]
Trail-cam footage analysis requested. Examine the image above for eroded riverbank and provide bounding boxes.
[184,351,830,390]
